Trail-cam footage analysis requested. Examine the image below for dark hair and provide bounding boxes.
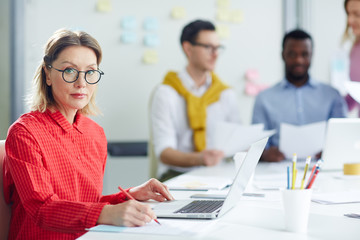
[282,29,313,50]
[180,20,215,44]
[344,0,350,13]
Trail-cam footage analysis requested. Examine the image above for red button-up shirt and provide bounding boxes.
[3,110,127,239]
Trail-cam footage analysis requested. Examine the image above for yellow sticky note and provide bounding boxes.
[216,25,230,39]
[231,9,243,24]
[96,0,112,13]
[216,9,231,22]
[217,0,230,8]
[171,7,186,19]
[143,50,158,64]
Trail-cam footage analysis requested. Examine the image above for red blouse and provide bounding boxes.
[3,110,128,239]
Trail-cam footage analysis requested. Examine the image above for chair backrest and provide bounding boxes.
[0,140,11,240]
[148,86,159,179]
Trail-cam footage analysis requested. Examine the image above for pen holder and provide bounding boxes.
[281,189,312,234]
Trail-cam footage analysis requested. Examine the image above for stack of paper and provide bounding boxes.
[279,121,327,159]
[214,122,275,157]
[312,191,360,204]
[87,219,216,236]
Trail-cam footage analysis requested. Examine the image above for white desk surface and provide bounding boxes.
[78,161,360,240]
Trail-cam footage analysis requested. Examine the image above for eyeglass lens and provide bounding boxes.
[63,68,101,84]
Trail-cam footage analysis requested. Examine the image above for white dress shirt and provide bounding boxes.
[150,69,241,176]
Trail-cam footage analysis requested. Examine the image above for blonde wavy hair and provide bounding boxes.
[342,0,360,44]
[28,29,102,115]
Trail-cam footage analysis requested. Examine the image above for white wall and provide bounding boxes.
[23,0,283,142]
[310,0,347,84]
[20,0,348,188]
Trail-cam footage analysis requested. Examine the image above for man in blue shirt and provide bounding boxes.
[252,29,347,162]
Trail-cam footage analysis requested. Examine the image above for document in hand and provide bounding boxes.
[344,81,360,104]
[279,121,327,159]
[214,122,275,157]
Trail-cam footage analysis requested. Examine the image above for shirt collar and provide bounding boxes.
[46,109,85,134]
[179,68,212,91]
[280,76,318,89]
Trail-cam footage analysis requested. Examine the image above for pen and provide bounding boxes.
[308,165,316,183]
[118,186,161,225]
[301,156,311,189]
[292,153,297,189]
[306,166,319,189]
[287,166,290,189]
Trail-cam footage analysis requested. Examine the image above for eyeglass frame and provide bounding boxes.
[47,64,104,84]
[190,42,225,54]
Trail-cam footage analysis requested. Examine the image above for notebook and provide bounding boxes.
[321,118,360,170]
[153,137,268,219]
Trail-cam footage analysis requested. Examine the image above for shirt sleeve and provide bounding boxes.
[5,126,107,232]
[252,94,270,129]
[100,191,129,204]
[330,90,348,118]
[151,85,178,158]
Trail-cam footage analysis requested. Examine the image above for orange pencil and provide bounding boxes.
[118,186,161,225]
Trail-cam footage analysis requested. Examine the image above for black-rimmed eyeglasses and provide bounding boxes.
[191,42,225,54]
[47,65,104,84]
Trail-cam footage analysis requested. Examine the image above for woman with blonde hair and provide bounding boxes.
[3,29,173,239]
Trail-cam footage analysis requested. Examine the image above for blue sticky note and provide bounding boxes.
[144,33,159,47]
[332,59,346,72]
[143,17,158,31]
[121,16,136,30]
[121,32,136,44]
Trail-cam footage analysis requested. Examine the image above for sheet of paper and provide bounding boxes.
[344,81,360,104]
[279,121,327,159]
[312,191,360,204]
[88,219,216,236]
[214,122,275,157]
[165,175,232,191]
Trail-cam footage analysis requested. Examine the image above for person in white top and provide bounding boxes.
[150,20,241,181]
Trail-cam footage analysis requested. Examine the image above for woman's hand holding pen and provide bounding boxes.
[129,178,174,202]
[98,179,173,227]
[98,201,155,227]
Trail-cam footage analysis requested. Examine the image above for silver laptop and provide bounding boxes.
[153,137,268,219]
[322,118,360,170]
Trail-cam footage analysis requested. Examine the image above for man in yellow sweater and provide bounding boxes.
[150,20,241,181]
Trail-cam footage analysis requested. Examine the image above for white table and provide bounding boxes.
[78,161,360,240]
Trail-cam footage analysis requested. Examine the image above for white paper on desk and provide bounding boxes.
[312,191,360,204]
[165,175,232,190]
[344,81,360,103]
[214,122,275,157]
[279,121,327,159]
[88,219,216,236]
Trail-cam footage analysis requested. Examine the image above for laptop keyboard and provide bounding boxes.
[174,200,224,214]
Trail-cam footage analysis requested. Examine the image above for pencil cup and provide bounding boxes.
[281,189,312,234]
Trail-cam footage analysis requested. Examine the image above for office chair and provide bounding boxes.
[0,140,11,240]
[148,85,160,179]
